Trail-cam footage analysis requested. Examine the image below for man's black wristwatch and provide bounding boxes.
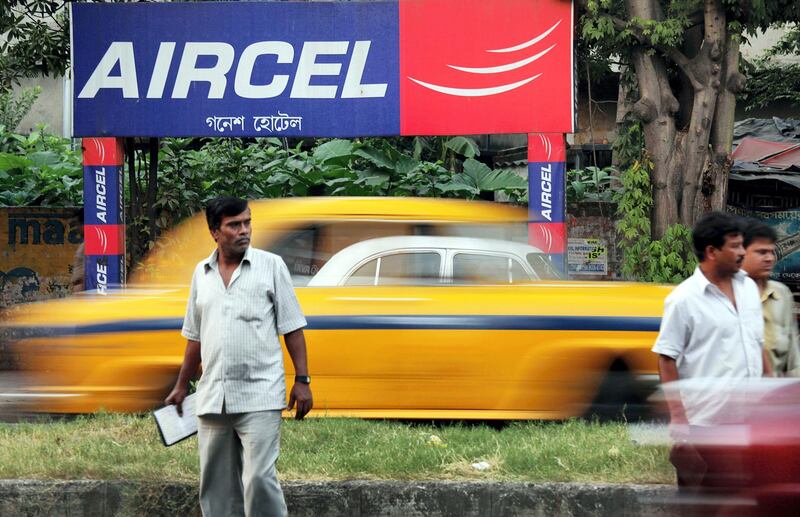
[295,375,311,384]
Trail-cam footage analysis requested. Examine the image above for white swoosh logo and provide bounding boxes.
[540,226,553,252]
[539,134,552,161]
[488,20,562,53]
[407,20,561,98]
[88,138,105,163]
[95,227,108,254]
[448,45,555,74]
[408,75,541,97]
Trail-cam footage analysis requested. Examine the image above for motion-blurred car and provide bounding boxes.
[306,235,559,287]
[1,197,669,418]
[652,379,800,516]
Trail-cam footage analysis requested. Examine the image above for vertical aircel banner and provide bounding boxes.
[70,0,574,137]
[528,133,566,273]
[82,138,125,293]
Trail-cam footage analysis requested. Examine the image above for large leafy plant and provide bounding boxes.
[126,136,527,266]
[566,166,619,207]
[0,126,82,206]
[614,159,696,284]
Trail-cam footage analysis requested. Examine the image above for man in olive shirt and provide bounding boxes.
[166,196,312,517]
[742,220,800,376]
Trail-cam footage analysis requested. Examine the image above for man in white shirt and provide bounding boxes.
[165,196,312,517]
[652,211,770,490]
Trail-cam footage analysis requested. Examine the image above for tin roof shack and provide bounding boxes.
[727,118,800,301]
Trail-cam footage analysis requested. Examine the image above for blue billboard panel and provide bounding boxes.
[71,2,400,137]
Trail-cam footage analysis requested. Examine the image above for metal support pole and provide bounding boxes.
[82,138,126,293]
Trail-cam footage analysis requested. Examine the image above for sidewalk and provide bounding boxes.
[0,480,679,516]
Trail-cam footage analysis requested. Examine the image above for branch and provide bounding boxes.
[613,16,702,88]
[659,46,703,89]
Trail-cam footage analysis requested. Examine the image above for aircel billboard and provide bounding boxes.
[71,0,574,137]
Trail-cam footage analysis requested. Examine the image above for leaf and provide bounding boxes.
[571,180,586,199]
[443,136,479,158]
[27,151,60,167]
[312,139,354,163]
[435,182,479,195]
[354,147,395,170]
[412,137,425,161]
[0,153,32,171]
[393,156,421,176]
[460,159,526,191]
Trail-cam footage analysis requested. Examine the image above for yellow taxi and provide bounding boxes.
[2,197,670,418]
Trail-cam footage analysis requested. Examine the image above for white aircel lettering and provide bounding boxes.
[146,42,176,99]
[234,42,294,99]
[172,42,235,99]
[540,164,552,222]
[80,40,388,100]
[96,262,108,294]
[78,42,139,99]
[342,41,387,98]
[95,167,107,224]
[291,41,348,99]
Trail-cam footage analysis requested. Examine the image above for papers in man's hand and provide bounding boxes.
[153,393,198,446]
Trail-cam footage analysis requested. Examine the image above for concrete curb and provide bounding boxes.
[0,480,680,516]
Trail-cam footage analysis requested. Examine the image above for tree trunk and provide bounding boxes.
[679,0,727,228]
[707,35,745,212]
[628,45,680,238]
[626,0,733,237]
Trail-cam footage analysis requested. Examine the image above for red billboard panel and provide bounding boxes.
[400,0,574,135]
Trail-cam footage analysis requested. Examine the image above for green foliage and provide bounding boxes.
[444,159,527,197]
[0,1,70,86]
[131,136,524,258]
[0,86,40,131]
[741,25,800,112]
[566,166,620,206]
[613,116,645,170]
[614,160,696,284]
[0,125,82,206]
[763,24,800,57]
[155,137,520,215]
[741,61,800,111]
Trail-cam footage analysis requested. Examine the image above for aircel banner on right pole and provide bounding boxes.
[528,133,566,274]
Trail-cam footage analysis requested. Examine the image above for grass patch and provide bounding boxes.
[0,415,673,483]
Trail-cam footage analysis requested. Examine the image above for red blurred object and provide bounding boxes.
[660,379,800,516]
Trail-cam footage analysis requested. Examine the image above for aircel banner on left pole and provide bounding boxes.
[528,133,566,274]
[82,138,125,293]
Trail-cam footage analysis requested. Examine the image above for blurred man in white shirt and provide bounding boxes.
[652,212,769,490]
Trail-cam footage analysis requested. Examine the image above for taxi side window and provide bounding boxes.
[345,252,441,286]
[266,222,419,286]
[345,259,378,286]
[453,253,518,284]
[510,259,532,282]
[526,253,560,280]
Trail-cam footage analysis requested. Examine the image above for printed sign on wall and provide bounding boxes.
[567,238,608,276]
[71,0,574,137]
[1,207,82,306]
